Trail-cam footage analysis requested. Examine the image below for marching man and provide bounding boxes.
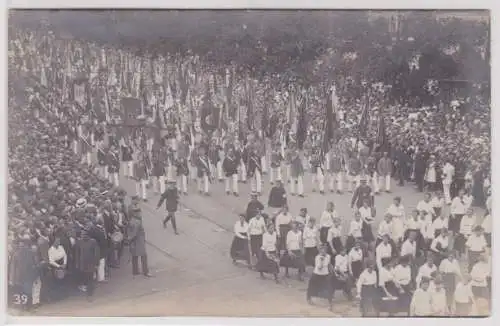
[79,122,93,166]
[196,147,211,195]
[348,152,362,192]
[134,149,150,202]
[269,144,283,184]
[247,145,263,195]
[97,143,108,179]
[290,149,305,197]
[442,158,455,205]
[176,155,189,195]
[223,147,239,196]
[328,146,343,194]
[120,136,134,178]
[151,137,166,195]
[310,148,325,194]
[107,145,120,187]
[377,151,392,193]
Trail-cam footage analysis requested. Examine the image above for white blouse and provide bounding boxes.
[454,282,474,304]
[286,230,302,251]
[48,246,67,267]
[387,204,405,219]
[401,239,417,257]
[302,226,318,248]
[416,263,437,287]
[248,217,266,235]
[234,221,249,239]
[393,264,412,286]
[459,215,477,236]
[334,254,349,273]
[275,212,292,227]
[466,234,487,252]
[450,197,467,215]
[430,236,449,252]
[313,254,331,276]
[349,219,363,238]
[439,258,462,277]
[431,217,449,235]
[327,225,342,242]
[348,247,363,264]
[356,269,377,294]
[377,220,393,238]
[470,261,490,287]
[261,232,277,252]
[320,210,337,228]
[378,267,394,286]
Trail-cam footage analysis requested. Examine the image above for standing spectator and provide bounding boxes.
[127,208,151,277]
[74,231,100,299]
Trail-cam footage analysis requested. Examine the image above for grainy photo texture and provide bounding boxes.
[7,9,491,318]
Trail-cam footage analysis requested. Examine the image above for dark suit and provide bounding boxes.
[157,188,180,232]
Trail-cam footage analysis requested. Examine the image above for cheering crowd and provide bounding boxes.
[8,22,491,316]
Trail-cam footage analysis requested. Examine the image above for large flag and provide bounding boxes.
[321,87,339,157]
[201,82,219,133]
[358,93,370,138]
[376,112,389,152]
[296,95,308,150]
[246,79,254,130]
[262,102,269,138]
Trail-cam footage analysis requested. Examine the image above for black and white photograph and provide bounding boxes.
[6,7,492,318]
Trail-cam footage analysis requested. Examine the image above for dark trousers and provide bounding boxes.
[132,255,149,275]
[163,211,178,231]
[396,163,405,186]
[80,271,95,296]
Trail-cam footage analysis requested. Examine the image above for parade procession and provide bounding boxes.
[7,10,491,317]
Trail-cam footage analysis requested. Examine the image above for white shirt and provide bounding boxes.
[420,219,433,240]
[313,254,331,275]
[393,264,412,286]
[48,246,67,266]
[303,226,318,248]
[439,258,462,277]
[411,288,433,316]
[378,266,394,286]
[261,231,277,252]
[405,217,421,230]
[234,221,249,239]
[319,210,337,228]
[416,263,437,287]
[294,214,310,226]
[401,239,417,257]
[286,230,302,251]
[359,206,373,223]
[431,196,445,208]
[459,215,476,236]
[454,282,474,304]
[275,212,292,227]
[335,254,349,273]
[327,225,342,242]
[375,242,392,270]
[377,220,393,238]
[248,217,266,235]
[387,204,405,219]
[417,200,434,218]
[451,197,467,215]
[431,217,449,235]
[349,219,363,238]
[348,247,363,264]
[463,195,473,210]
[430,235,449,252]
[470,261,490,287]
[482,214,491,234]
[431,289,448,315]
[356,269,377,293]
[466,234,487,252]
[442,163,455,184]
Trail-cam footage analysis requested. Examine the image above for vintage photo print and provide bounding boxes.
[5,5,493,319]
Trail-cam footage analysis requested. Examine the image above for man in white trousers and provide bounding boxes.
[442,158,455,205]
[310,149,325,194]
[176,157,189,195]
[134,151,150,202]
[377,151,392,193]
[196,147,211,195]
[290,150,305,197]
[223,148,239,196]
[270,146,283,184]
[248,149,263,195]
[328,149,344,194]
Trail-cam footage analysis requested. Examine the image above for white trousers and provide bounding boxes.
[270,166,282,183]
[443,182,452,204]
[239,163,247,182]
[225,174,239,193]
[178,175,188,193]
[261,156,268,174]
[198,175,210,193]
[285,165,291,182]
[121,161,134,177]
[166,165,175,181]
[97,258,106,282]
[312,169,325,192]
[136,179,148,200]
[329,172,343,192]
[379,175,391,191]
[190,164,198,181]
[290,175,304,195]
[372,172,380,193]
[217,161,224,180]
[100,166,109,179]
[251,170,262,193]
[153,175,166,194]
[109,172,119,187]
[32,277,41,305]
[73,140,78,155]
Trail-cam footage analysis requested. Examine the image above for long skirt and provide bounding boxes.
[307,273,333,300]
[449,214,464,234]
[329,236,344,256]
[304,247,318,267]
[280,249,305,272]
[351,260,363,281]
[442,272,457,308]
[319,226,330,244]
[256,250,280,275]
[360,284,379,316]
[472,285,489,300]
[453,234,467,254]
[230,236,250,263]
[378,281,401,314]
[278,224,291,251]
[249,234,263,256]
[361,221,375,243]
[345,235,358,253]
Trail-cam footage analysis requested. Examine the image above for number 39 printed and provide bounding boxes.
[13,294,28,305]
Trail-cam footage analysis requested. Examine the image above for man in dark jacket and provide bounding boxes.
[351,178,374,209]
[157,180,180,234]
[245,192,264,222]
[74,231,100,298]
[268,180,287,212]
[127,208,151,277]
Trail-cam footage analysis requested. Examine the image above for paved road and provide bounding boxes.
[33,156,485,317]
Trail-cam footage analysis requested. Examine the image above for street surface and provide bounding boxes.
[32,155,485,317]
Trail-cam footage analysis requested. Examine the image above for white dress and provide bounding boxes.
[426,162,436,183]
